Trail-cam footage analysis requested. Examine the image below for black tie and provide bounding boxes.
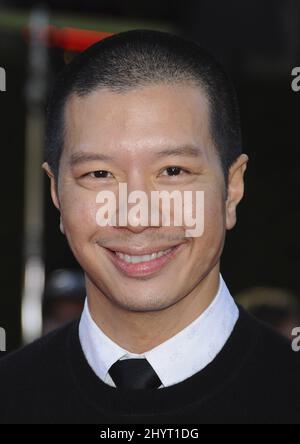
[108,358,162,390]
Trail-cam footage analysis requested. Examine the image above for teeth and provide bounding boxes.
[115,248,173,263]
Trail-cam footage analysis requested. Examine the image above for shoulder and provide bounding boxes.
[237,308,300,411]
[239,307,300,369]
[249,311,300,365]
[0,320,78,393]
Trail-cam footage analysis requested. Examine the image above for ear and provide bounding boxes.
[225,154,249,231]
[42,162,65,235]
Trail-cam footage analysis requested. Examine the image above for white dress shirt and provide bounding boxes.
[79,274,239,389]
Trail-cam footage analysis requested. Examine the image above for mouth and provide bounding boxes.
[103,243,185,278]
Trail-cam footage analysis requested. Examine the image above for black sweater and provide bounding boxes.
[0,308,300,424]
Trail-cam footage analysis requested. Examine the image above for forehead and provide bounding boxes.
[63,83,212,159]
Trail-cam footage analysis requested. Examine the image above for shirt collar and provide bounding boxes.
[79,274,239,387]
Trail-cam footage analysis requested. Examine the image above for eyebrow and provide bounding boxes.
[70,152,116,167]
[70,145,203,167]
[155,145,203,159]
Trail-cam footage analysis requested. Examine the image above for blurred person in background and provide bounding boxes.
[236,287,300,339]
[42,269,85,334]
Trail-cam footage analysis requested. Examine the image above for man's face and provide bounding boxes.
[46,83,246,312]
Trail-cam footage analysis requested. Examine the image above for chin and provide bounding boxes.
[112,294,176,313]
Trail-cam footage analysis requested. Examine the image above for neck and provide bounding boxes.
[86,265,220,354]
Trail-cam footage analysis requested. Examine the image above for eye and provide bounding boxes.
[161,167,190,177]
[88,170,113,179]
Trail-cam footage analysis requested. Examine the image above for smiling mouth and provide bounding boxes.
[114,247,174,263]
[103,244,185,277]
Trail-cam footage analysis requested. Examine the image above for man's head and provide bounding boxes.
[43,29,248,313]
[45,29,242,184]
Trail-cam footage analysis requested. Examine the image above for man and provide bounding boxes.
[0,29,299,424]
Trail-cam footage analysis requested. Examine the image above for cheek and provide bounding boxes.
[189,187,226,261]
[187,183,225,235]
[59,189,99,245]
[205,193,226,235]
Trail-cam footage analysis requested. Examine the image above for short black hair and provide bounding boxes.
[45,29,242,184]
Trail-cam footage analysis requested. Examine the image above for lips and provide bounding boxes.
[103,243,185,277]
[115,248,174,264]
[104,242,184,256]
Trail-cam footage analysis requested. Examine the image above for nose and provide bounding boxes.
[115,173,158,233]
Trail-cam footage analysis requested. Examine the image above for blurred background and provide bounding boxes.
[0,0,300,351]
